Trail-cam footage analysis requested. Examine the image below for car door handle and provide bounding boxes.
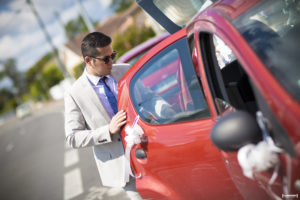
[135,148,147,159]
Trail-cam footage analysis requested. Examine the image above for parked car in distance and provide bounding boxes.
[117,0,300,199]
[116,32,169,66]
[16,102,32,119]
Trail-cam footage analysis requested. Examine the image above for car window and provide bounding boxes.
[233,0,300,102]
[200,33,258,115]
[130,38,210,125]
[153,0,205,27]
[213,35,236,69]
[201,32,296,156]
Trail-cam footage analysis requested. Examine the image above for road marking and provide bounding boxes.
[64,168,83,200]
[64,149,79,168]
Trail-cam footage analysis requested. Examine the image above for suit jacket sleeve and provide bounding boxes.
[64,91,112,148]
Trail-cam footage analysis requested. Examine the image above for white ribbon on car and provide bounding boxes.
[124,115,144,180]
[237,111,283,179]
[237,136,282,179]
[237,111,285,200]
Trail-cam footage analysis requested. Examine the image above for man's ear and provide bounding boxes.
[84,56,90,63]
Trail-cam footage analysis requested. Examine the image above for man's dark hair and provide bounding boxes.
[81,32,112,58]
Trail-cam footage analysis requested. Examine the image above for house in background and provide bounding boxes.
[60,40,82,75]
[60,3,163,77]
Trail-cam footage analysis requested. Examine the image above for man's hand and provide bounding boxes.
[109,110,127,134]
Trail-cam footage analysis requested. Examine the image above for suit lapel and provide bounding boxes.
[74,64,130,128]
[78,75,111,124]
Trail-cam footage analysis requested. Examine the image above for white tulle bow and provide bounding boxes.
[124,116,144,180]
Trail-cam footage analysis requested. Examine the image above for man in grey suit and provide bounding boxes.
[64,32,142,200]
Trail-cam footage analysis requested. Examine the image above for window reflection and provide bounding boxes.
[130,39,210,124]
[233,0,300,102]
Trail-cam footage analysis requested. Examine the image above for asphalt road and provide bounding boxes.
[0,100,129,200]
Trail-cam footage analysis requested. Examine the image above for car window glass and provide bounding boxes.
[213,35,236,69]
[153,0,204,27]
[201,33,258,115]
[130,38,210,125]
[233,0,300,102]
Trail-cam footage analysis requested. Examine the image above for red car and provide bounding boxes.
[117,0,300,199]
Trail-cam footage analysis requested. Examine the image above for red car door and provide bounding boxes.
[118,29,242,200]
[195,2,300,198]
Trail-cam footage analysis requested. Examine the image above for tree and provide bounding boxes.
[28,80,49,101]
[110,0,134,13]
[72,62,85,79]
[0,89,17,114]
[25,52,53,100]
[25,52,64,101]
[0,58,27,113]
[112,23,156,59]
[64,15,89,39]
[42,64,64,87]
[0,58,27,97]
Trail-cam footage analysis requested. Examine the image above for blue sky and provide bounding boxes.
[0,0,113,88]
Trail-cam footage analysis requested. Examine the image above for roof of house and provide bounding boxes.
[64,3,142,56]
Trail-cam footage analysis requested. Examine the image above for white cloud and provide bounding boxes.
[33,0,75,24]
[7,0,26,11]
[0,0,113,73]
[17,9,39,33]
[0,11,16,29]
[0,35,18,59]
[59,3,80,23]
[0,21,66,72]
[52,31,67,47]
[99,0,111,7]
[0,1,38,34]
[0,30,45,60]
[17,43,50,72]
[83,0,112,21]
[46,20,64,39]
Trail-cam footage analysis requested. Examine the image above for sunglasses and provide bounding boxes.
[90,51,117,64]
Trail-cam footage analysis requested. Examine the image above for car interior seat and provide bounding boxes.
[221,60,257,114]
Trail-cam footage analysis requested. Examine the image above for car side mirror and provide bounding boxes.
[210,111,262,151]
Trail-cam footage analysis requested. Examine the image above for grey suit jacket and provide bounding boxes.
[64,63,130,187]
